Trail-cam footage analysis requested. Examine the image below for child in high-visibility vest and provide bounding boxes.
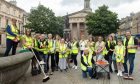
[114,39,125,76]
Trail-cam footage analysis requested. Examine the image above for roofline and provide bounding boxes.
[2,0,26,12]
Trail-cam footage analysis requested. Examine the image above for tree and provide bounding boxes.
[86,5,119,36]
[25,5,64,36]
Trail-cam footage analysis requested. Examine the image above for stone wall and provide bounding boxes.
[0,48,33,84]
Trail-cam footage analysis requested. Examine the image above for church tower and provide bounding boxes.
[84,0,92,11]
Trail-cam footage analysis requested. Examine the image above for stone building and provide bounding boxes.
[64,0,92,40]
[0,0,27,46]
[119,12,140,35]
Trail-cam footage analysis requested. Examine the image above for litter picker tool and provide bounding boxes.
[31,48,50,82]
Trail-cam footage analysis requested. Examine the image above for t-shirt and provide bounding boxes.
[79,40,87,50]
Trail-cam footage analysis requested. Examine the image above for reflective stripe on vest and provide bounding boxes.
[59,44,67,58]
[71,41,78,54]
[6,25,19,40]
[81,54,93,71]
[22,35,33,49]
[115,45,125,57]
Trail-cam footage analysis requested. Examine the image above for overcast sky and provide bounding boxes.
[6,0,140,19]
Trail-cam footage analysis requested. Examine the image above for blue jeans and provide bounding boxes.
[123,53,135,75]
[39,54,48,71]
[82,67,93,78]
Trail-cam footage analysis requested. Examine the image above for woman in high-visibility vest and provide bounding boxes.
[54,35,60,71]
[22,29,38,76]
[95,36,105,61]
[81,48,95,79]
[4,19,20,56]
[105,35,116,73]
[71,38,79,69]
[87,36,95,55]
[59,38,68,72]
[114,39,125,77]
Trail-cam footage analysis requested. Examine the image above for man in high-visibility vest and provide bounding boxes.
[123,31,138,80]
[4,18,20,56]
[81,48,95,79]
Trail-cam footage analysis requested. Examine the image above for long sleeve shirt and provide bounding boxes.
[6,25,17,36]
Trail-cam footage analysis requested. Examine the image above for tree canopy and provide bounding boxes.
[25,5,64,36]
[86,5,119,36]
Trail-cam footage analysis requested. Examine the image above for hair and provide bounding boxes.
[117,39,123,44]
[25,29,31,36]
[108,35,113,41]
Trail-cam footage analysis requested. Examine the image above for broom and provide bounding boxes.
[31,48,50,82]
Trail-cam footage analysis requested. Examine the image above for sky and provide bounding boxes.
[6,0,140,19]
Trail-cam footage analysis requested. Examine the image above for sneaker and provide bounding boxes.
[123,74,129,79]
[39,61,45,65]
[129,75,134,80]
[117,72,120,76]
[120,72,123,77]
[75,66,78,69]
[72,65,75,69]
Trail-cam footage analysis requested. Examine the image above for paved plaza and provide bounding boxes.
[16,49,140,84]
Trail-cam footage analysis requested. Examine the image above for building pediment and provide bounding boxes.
[68,10,90,18]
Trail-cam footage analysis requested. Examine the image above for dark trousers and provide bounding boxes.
[55,52,59,67]
[47,53,56,72]
[39,54,48,71]
[105,55,117,72]
[71,53,78,66]
[123,53,135,75]
[80,50,84,57]
[4,39,18,56]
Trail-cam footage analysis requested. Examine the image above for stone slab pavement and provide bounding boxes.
[16,49,140,84]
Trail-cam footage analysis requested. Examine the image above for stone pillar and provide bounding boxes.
[1,34,6,47]
[70,23,73,39]
[77,23,80,40]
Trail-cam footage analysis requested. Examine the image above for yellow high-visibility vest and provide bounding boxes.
[59,43,67,58]
[115,45,125,61]
[81,54,93,71]
[6,25,19,40]
[48,39,54,53]
[124,36,137,53]
[22,35,33,49]
[71,41,78,54]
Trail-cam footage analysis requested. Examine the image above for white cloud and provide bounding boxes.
[6,0,140,19]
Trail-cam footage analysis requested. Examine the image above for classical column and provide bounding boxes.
[77,23,80,40]
[70,23,73,39]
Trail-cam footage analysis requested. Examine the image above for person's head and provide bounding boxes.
[55,34,60,40]
[40,34,45,40]
[89,36,93,42]
[126,31,131,39]
[84,48,89,55]
[48,34,52,39]
[25,29,31,36]
[81,35,85,40]
[60,38,65,44]
[108,35,113,41]
[111,33,115,39]
[35,34,40,39]
[117,39,123,46]
[98,36,103,42]
[73,37,77,42]
[11,18,17,26]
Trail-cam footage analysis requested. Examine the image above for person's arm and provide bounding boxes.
[81,56,88,67]
[91,57,95,64]
[6,25,17,36]
[123,46,126,57]
[106,41,110,51]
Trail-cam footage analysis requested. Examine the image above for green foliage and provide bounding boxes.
[86,5,119,36]
[25,5,64,36]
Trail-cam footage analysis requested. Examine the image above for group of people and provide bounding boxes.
[4,18,138,81]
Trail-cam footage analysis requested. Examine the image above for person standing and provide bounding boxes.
[54,35,60,71]
[71,38,79,69]
[4,19,20,56]
[123,31,138,80]
[87,37,95,55]
[95,36,105,61]
[81,48,95,79]
[114,39,125,76]
[59,38,68,72]
[79,35,87,57]
[47,34,55,75]
[105,35,116,73]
